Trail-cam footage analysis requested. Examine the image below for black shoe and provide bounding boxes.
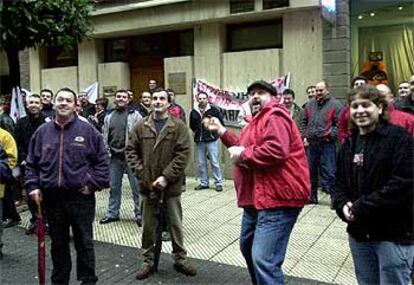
[3,219,21,228]
[174,262,197,276]
[215,185,223,192]
[25,223,36,235]
[136,219,142,227]
[136,263,154,280]
[194,185,209,190]
[99,216,120,224]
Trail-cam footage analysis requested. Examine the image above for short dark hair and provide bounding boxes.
[96,97,109,109]
[28,94,41,100]
[197,91,208,99]
[283,88,295,99]
[152,87,171,103]
[55,87,77,104]
[306,85,316,93]
[351,76,368,87]
[165,88,175,101]
[348,85,389,123]
[40,89,53,97]
[115,89,129,96]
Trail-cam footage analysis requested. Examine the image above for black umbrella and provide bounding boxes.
[153,190,165,272]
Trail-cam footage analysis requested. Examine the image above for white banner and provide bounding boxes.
[83,82,99,104]
[10,87,27,123]
[192,74,290,127]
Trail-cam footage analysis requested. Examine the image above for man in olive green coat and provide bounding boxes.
[126,88,196,280]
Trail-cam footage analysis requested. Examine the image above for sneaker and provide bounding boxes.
[174,262,197,276]
[161,231,171,241]
[215,185,223,192]
[99,216,120,224]
[194,185,209,190]
[136,263,154,280]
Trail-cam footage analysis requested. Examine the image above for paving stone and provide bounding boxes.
[4,177,354,284]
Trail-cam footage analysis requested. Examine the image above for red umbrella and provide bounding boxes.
[36,200,46,285]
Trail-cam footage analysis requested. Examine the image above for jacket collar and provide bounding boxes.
[143,113,176,150]
[350,121,391,138]
[54,114,77,129]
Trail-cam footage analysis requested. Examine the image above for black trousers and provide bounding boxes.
[44,190,97,285]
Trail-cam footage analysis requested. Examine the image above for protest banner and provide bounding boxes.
[192,73,290,127]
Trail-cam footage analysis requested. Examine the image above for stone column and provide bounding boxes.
[322,0,351,101]
[78,39,103,92]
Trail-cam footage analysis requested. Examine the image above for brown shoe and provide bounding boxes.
[174,262,197,276]
[136,263,154,280]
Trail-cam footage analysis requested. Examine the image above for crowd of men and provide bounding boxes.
[0,74,413,284]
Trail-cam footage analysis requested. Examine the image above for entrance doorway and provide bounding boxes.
[104,30,194,103]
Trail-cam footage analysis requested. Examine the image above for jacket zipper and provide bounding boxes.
[58,126,64,187]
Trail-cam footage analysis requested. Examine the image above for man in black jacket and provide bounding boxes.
[333,85,413,285]
[14,94,47,234]
[189,92,224,192]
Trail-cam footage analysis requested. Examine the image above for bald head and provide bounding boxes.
[376,84,393,103]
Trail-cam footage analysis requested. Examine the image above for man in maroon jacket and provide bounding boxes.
[204,80,310,285]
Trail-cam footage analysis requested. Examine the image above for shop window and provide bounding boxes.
[104,39,130,62]
[104,30,193,62]
[230,0,255,14]
[47,46,78,68]
[263,0,289,10]
[227,20,283,52]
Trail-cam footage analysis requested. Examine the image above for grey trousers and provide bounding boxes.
[141,194,187,266]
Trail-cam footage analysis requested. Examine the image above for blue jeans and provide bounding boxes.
[349,235,414,285]
[196,140,222,187]
[308,141,336,201]
[240,208,301,285]
[107,153,141,221]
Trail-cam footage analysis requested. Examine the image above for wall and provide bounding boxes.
[78,40,104,90]
[41,66,78,94]
[29,47,47,93]
[284,9,323,105]
[222,49,282,91]
[98,62,130,107]
[164,56,196,176]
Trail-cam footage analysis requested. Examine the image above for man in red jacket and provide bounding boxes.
[204,80,310,285]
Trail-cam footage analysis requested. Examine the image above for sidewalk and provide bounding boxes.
[1,227,334,285]
[1,177,355,284]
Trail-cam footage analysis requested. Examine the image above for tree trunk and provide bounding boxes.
[5,47,21,91]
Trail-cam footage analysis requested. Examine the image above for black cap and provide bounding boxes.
[247,80,277,96]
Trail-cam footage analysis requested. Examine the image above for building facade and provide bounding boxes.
[24,0,353,177]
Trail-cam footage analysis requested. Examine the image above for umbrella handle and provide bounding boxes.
[36,200,42,219]
[159,190,165,204]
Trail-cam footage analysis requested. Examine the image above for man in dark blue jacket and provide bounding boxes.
[25,88,110,285]
[189,92,224,192]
